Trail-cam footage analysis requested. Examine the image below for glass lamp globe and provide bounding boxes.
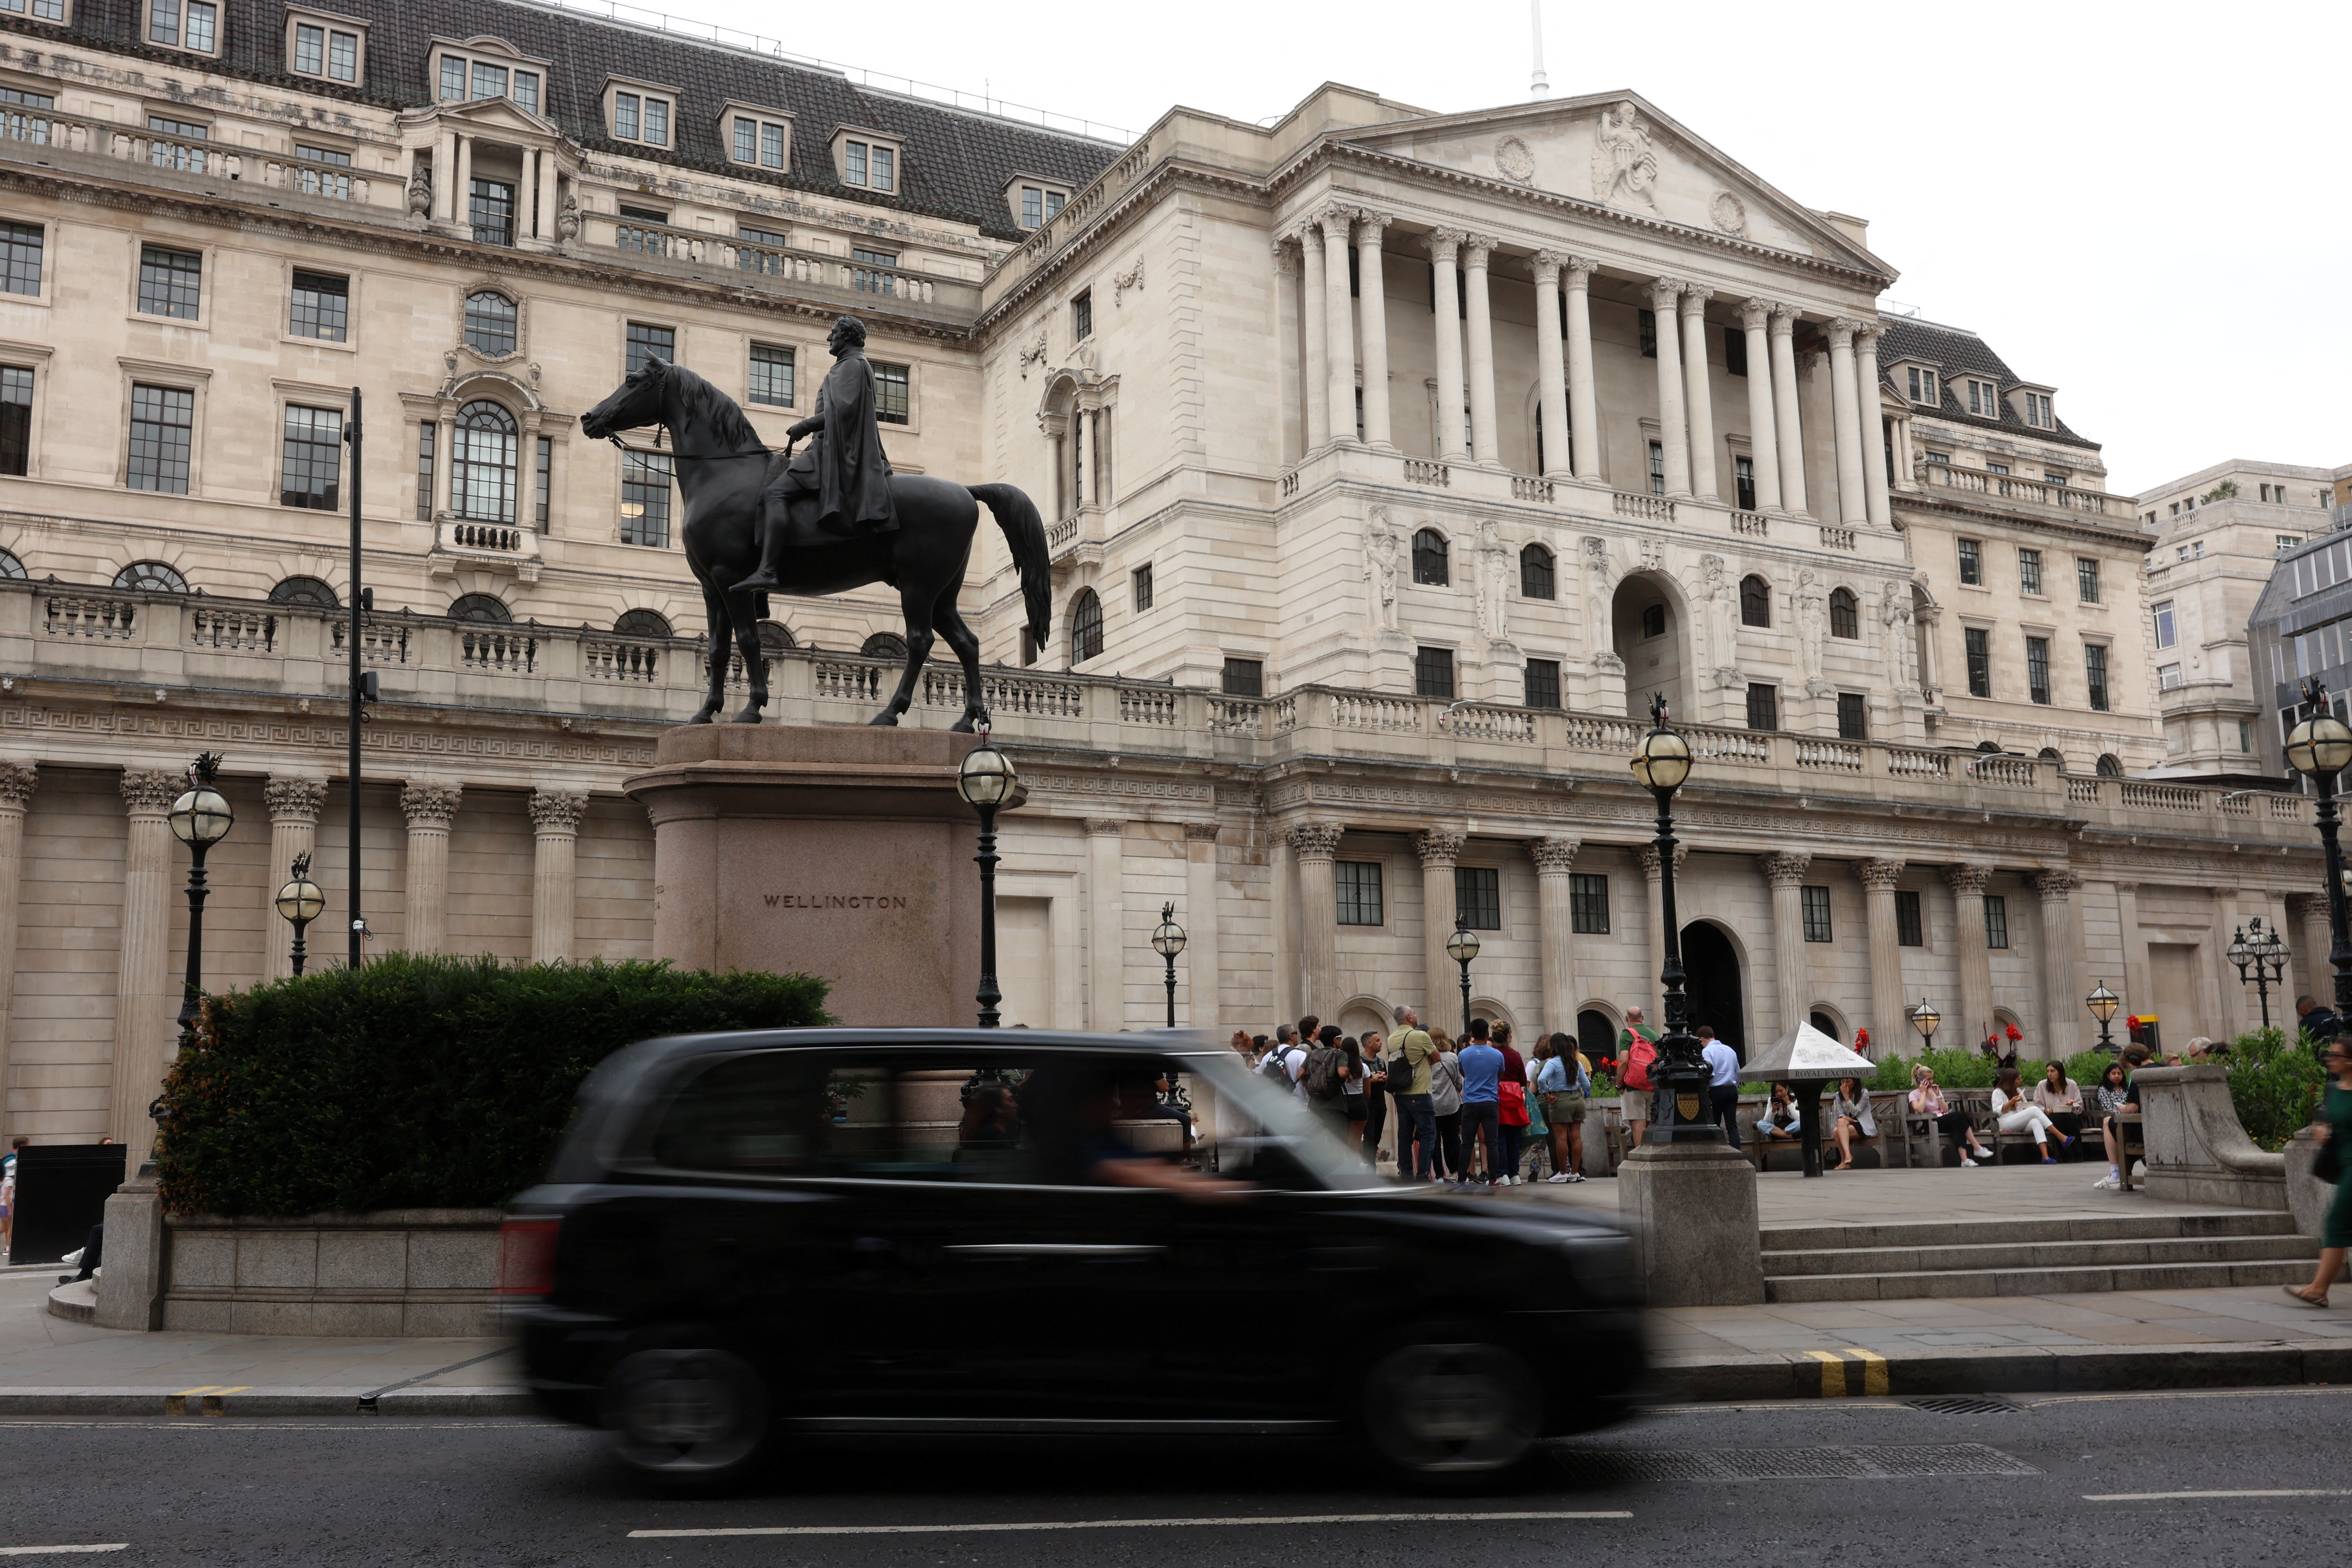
[1631,725,1693,794]
[2228,928,2250,967]
[955,741,1016,810]
[2085,983,2120,1024]
[1445,922,1481,966]
[168,784,234,847]
[2286,711,2352,778]
[1151,905,1186,959]
[274,873,325,925]
[1910,999,1941,1040]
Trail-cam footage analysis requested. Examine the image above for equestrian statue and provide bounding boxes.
[579,314,1051,731]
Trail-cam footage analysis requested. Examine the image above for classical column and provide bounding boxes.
[1086,818,1124,1030]
[1428,230,1468,461]
[1761,852,1813,1041]
[1678,285,1719,501]
[1354,212,1394,449]
[111,770,178,1161]
[1563,258,1600,480]
[530,789,589,964]
[1531,254,1572,480]
[1945,863,1995,1047]
[1826,318,1868,527]
[262,777,328,982]
[399,781,462,956]
[2113,880,2153,1031]
[534,150,557,242]
[1417,828,1465,1019]
[2290,891,2333,1012]
[2034,867,2083,1057]
[1317,207,1358,445]
[1298,228,1330,451]
[1738,299,1782,512]
[1183,824,1223,1028]
[1647,278,1691,497]
[433,125,457,222]
[1638,842,1687,1020]
[452,134,473,230]
[1270,828,1299,1023]
[1532,837,1579,1035]
[1461,236,1500,466]
[1270,239,1303,466]
[1856,322,1891,528]
[0,762,33,1145]
[1855,859,1907,1057]
[1292,823,1343,1014]
[1768,307,1808,517]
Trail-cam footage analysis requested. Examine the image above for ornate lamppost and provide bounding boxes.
[167,753,234,1055]
[1446,916,1481,1035]
[1910,998,1940,1049]
[274,853,325,978]
[955,729,1016,1029]
[2284,677,2352,1029]
[2226,918,2290,1031]
[1630,692,1710,1143]
[2085,982,2120,1054]
[1151,902,1186,1028]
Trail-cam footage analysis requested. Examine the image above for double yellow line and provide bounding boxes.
[1802,1348,1888,1397]
[161,1385,251,1416]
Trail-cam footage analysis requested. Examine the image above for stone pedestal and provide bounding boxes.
[1617,1140,1764,1307]
[624,726,1014,1027]
[94,1161,166,1332]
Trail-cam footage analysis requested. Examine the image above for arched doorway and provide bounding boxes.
[1612,575,1685,720]
[1577,1008,1619,1076]
[1809,1009,1843,1043]
[1680,920,1745,1060]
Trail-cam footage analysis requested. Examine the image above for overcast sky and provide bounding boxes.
[610,0,2346,497]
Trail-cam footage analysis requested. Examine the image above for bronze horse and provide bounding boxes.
[579,358,1051,730]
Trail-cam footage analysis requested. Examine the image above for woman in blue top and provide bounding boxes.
[2285,1037,2352,1308]
[1536,1033,1590,1184]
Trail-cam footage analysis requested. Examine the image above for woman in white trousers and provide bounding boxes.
[1992,1065,2073,1164]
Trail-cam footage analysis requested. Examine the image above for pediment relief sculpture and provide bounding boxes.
[1590,101,1659,211]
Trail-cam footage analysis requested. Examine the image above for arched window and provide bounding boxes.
[1740,574,1771,628]
[2037,747,2063,766]
[2096,753,2122,777]
[1640,603,1666,639]
[757,621,795,652]
[1411,528,1449,586]
[1975,740,2003,753]
[1519,543,1555,600]
[463,291,518,357]
[1828,587,1859,639]
[113,561,189,593]
[861,632,910,661]
[449,592,511,622]
[0,549,24,581]
[452,401,519,524]
[614,608,671,638]
[268,575,339,608]
[1069,588,1103,664]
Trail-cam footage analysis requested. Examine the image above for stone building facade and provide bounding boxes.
[0,0,2323,1161]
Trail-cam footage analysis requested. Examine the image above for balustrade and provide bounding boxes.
[460,628,537,673]
[1818,526,1857,551]
[44,595,135,640]
[1613,491,1673,523]
[1511,476,1554,504]
[1730,512,1769,537]
[1793,738,1864,772]
[1118,687,1178,726]
[189,608,276,652]
[1442,705,1535,743]
[583,638,661,682]
[1404,459,1451,488]
[1914,461,2125,517]
[332,614,412,665]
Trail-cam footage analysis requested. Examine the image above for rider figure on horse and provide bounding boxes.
[733,313,897,592]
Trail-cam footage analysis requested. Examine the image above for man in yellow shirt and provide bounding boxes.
[1386,1004,1440,1181]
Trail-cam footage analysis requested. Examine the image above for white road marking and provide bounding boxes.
[0,1547,129,1557]
[2084,1490,2352,1502]
[630,1510,1632,1538]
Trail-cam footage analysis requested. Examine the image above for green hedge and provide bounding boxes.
[156,954,829,1216]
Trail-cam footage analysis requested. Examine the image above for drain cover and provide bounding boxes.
[1557,1442,2034,1482]
[1904,1396,2024,1415]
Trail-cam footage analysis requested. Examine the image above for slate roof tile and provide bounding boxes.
[1875,314,2100,453]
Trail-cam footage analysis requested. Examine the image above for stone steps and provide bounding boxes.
[1764,1258,2318,1303]
[1764,1234,2314,1278]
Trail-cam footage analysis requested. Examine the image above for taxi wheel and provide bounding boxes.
[605,1348,773,1492]
[1361,1338,1546,1492]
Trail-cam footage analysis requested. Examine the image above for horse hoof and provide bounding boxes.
[867,711,901,728]
[731,706,764,725]
[687,708,718,725]
[949,716,975,734]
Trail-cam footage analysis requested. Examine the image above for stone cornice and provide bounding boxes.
[1889,491,2154,555]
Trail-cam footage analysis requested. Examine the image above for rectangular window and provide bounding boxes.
[529,435,551,531]
[2024,392,2053,428]
[288,269,347,341]
[2152,599,2176,649]
[512,71,539,113]
[1967,378,2000,417]
[1908,366,1939,405]
[1335,860,1383,927]
[136,244,201,319]
[147,0,179,46]
[468,179,514,246]
[415,421,434,520]
[1958,537,1982,585]
[2157,662,2182,691]
[614,92,639,140]
[278,404,342,510]
[185,0,214,49]
[471,61,507,101]
[1895,888,1924,948]
[145,113,208,173]
[327,28,357,80]
[748,343,794,408]
[1925,449,1949,464]
[2018,548,2043,595]
[1735,453,1755,511]
[626,321,676,376]
[2026,636,2051,704]
[294,144,353,200]
[1021,185,1043,228]
[1964,627,1991,697]
[1745,682,1778,731]
[1220,657,1263,698]
[1455,866,1501,931]
[873,361,910,425]
[1836,691,1867,740]
[2238,720,2253,753]
[293,21,323,74]
[737,222,790,274]
[1984,895,2009,950]
[1524,658,1560,710]
[2281,534,2302,552]
[733,117,756,163]
[757,121,784,168]
[620,449,673,547]
[2045,472,2068,486]
[126,383,194,494]
[1800,885,1832,943]
[1648,440,1665,496]
[1132,563,1153,613]
[0,365,31,477]
[643,97,669,147]
[2086,643,2110,712]
[1569,873,1610,935]
[2077,557,2100,603]
[1723,324,1747,377]
[1413,645,1454,700]
[1072,290,1093,341]
[844,139,866,185]
[439,54,466,101]
[0,221,40,296]
[870,144,895,192]
[0,85,55,148]
[1637,307,1657,358]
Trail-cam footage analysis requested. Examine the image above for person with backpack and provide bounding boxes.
[1357,1030,1387,1166]
[1428,1027,1463,1178]
[1492,1023,1530,1187]
[1300,1024,1350,1140]
[1385,1005,1440,1181]
[1619,1006,1660,1148]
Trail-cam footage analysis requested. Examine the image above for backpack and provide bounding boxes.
[1622,1033,1657,1092]
[1302,1045,1343,1100]
[1259,1049,1291,1081]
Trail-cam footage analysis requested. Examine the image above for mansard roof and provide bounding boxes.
[0,0,1118,240]
[1877,314,2100,452]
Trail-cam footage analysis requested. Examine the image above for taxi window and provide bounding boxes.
[650,1051,823,1172]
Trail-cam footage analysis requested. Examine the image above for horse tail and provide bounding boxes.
[968,483,1051,650]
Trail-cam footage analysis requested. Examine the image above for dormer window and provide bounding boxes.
[1014,181,1068,229]
[604,78,677,149]
[432,40,544,114]
[1906,366,1939,406]
[148,0,220,54]
[833,128,901,193]
[2,0,69,25]
[1964,377,2000,417]
[2022,391,2054,429]
[287,9,363,83]
[722,103,791,171]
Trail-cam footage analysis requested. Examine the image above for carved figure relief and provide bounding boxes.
[1638,535,1664,575]
[1366,510,1401,633]
[1584,536,1623,672]
[555,194,580,241]
[1478,520,1511,641]
[1795,568,1827,684]
[1882,579,1919,691]
[1697,553,1741,686]
[1494,135,1537,185]
[1590,102,1660,211]
[1709,191,1747,236]
[1018,330,1049,378]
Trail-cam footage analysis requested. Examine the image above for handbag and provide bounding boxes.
[2316,1135,2342,1186]
[1498,1079,1529,1127]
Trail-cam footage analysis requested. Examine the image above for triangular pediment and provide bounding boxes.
[432,95,557,138]
[1339,91,1889,276]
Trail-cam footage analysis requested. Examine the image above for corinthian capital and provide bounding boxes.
[1290,822,1345,860]
[1426,228,1467,265]
[1315,206,1355,242]
[1353,208,1394,240]
[1637,842,1689,876]
[1459,234,1497,266]
[1942,862,1992,897]
[1416,828,1466,867]
[1740,297,1776,331]
[265,776,328,824]
[1678,283,1713,314]
[1530,836,1580,873]
[120,768,180,816]
[2031,867,2079,898]
[529,788,590,835]
[401,780,463,831]
[0,759,36,812]
[1529,250,1567,286]
[1759,851,1812,888]
[1856,857,1905,892]
[1269,237,1300,276]
[1828,317,1865,348]
[1647,276,1686,312]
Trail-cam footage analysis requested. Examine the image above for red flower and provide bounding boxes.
[1854,1028,1870,1049]
[2004,1023,2023,1042]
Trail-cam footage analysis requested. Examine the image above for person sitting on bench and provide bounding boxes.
[1756,1083,1801,1142]
[1828,1076,1876,1171]
[1991,1065,2073,1163]
[1910,1064,1998,1167]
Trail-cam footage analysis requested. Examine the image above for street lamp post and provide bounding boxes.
[955,729,1016,1029]
[2285,677,2352,1031]
[1910,998,1941,1050]
[167,753,234,1056]
[274,853,326,978]
[2226,918,2290,1032]
[2085,982,2120,1054]
[1445,917,1481,1036]
[1630,692,1710,1143]
[1151,902,1186,1028]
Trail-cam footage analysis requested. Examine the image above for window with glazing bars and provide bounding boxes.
[451,400,517,523]
[414,421,435,520]
[468,179,514,246]
[2026,636,2051,704]
[1800,885,1832,942]
[1648,440,1665,495]
[1569,873,1610,934]
[1414,646,1454,700]
[1984,895,2009,949]
[293,22,324,74]
[873,362,909,425]
[1335,860,1383,926]
[1746,682,1778,731]
[439,54,465,101]
[1131,563,1152,613]
[738,224,790,274]
[0,85,54,147]
[534,436,552,532]
[126,383,194,493]
[472,62,506,100]
[0,221,39,296]
[1958,537,1982,585]
[1524,658,1560,710]
[1220,656,1262,697]
[1965,627,1991,697]
[289,270,347,341]
[749,343,793,407]
[626,322,675,375]
[0,365,31,477]
[1455,866,1501,930]
[620,449,672,546]
[2077,557,2100,603]
[1412,528,1448,585]
[1520,544,1554,599]
[1836,691,1867,740]
[137,245,201,318]
[2085,644,2110,712]
[1895,889,1924,947]
[2018,548,2043,595]
[293,144,352,200]
[279,405,341,509]
[852,247,898,295]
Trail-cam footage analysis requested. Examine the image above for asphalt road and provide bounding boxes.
[4,1389,2350,1564]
